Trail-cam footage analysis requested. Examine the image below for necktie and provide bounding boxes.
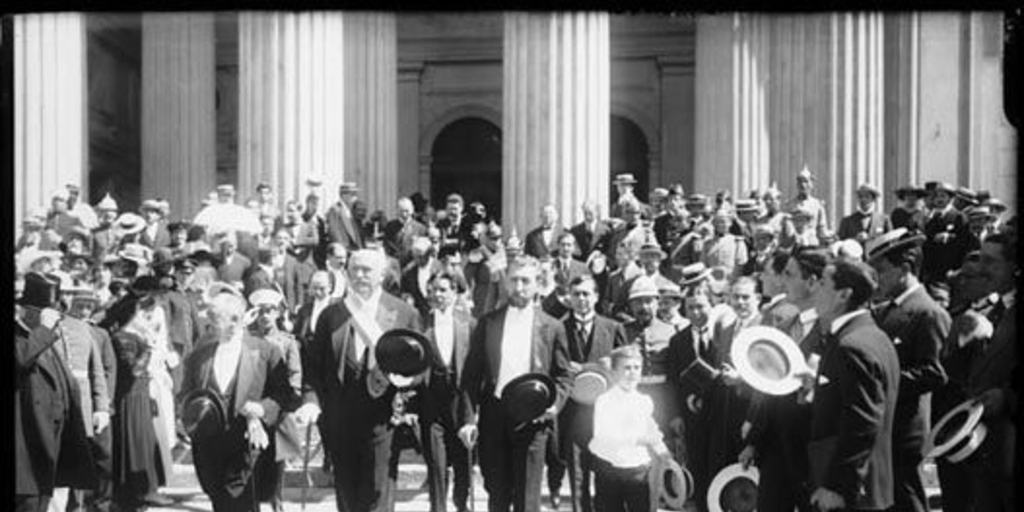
[577,321,591,360]
[698,327,712,361]
[988,299,1006,328]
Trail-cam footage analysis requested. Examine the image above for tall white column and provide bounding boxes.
[14,13,87,229]
[141,13,216,219]
[238,12,346,209]
[397,61,424,199]
[502,12,610,235]
[694,14,771,199]
[345,12,398,214]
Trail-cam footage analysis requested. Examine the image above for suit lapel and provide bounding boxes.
[531,309,545,371]
[234,336,258,414]
[454,313,470,377]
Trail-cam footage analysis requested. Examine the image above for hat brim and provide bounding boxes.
[376,328,433,377]
[707,463,760,512]
[866,234,926,262]
[182,390,228,441]
[925,399,985,461]
[501,373,557,427]
[570,366,610,404]
[649,458,692,509]
[680,269,713,288]
[731,326,809,396]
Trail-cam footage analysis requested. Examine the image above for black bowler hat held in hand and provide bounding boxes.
[181,388,229,442]
[501,373,557,429]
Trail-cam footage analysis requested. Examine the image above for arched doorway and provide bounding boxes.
[609,115,650,207]
[430,117,502,217]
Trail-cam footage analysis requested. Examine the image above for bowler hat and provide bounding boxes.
[707,463,760,512]
[18,272,62,309]
[375,329,432,378]
[865,227,926,262]
[501,373,557,428]
[181,388,229,442]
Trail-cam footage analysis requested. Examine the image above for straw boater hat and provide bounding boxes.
[338,182,360,195]
[734,199,759,215]
[707,462,760,512]
[114,212,146,235]
[956,186,979,206]
[117,243,154,268]
[679,262,713,289]
[965,205,997,223]
[933,182,957,195]
[864,228,926,263]
[570,362,613,405]
[856,183,881,199]
[981,197,1007,215]
[613,173,638,185]
[925,398,988,464]
[730,325,812,396]
[140,199,162,215]
[648,457,693,511]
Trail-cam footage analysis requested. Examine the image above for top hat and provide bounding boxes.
[895,185,928,200]
[181,388,229,442]
[648,457,693,511]
[731,326,811,396]
[501,373,558,428]
[925,399,987,464]
[865,227,926,262]
[570,362,612,405]
[707,462,760,512]
[375,328,433,378]
[94,193,119,212]
[18,272,62,309]
[613,173,638,185]
[856,183,881,199]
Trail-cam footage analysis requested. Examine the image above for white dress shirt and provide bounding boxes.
[309,297,330,333]
[346,288,383,363]
[417,265,432,298]
[213,331,244,392]
[798,307,818,341]
[495,304,535,398]
[589,385,663,468]
[433,307,455,367]
[829,309,870,335]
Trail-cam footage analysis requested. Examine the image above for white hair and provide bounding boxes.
[208,292,247,323]
[349,249,387,271]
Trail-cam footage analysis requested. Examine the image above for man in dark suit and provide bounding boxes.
[400,237,443,319]
[570,201,613,261]
[921,182,971,286]
[458,256,573,512]
[325,182,364,252]
[838,184,891,245]
[436,194,477,252]
[804,258,900,512]
[964,233,1017,512]
[866,228,950,512]
[550,275,627,512]
[138,199,172,249]
[524,204,566,259]
[217,234,252,286]
[384,197,428,267]
[179,292,296,512]
[417,271,476,512]
[305,249,421,512]
[551,233,590,287]
[16,274,98,512]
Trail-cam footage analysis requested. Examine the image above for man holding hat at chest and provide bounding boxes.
[459,255,572,512]
[866,228,951,512]
[921,182,971,286]
[304,249,421,512]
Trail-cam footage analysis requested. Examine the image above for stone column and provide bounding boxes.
[883,13,921,204]
[502,12,610,234]
[694,14,771,199]
[238,12,346,209]
[397,60,424,199]
[14,13,87,228]
[657,55,695,190]
[345,12,398,215]
[141,13,216,219]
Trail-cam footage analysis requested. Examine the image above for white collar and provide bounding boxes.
[893,282,923,306]
[434,306,454,319]
[218,330,244,350]
[798,307,818,325]
[573,313,595,325]
[856,204,875,215]
[829,309,869,335]
[350,287,383,311]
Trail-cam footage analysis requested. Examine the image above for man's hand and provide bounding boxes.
[241,401,265,421]
[737,445,756,469]
[809,487,845,511]
[740,420,752,440]
[295,403,322,425]
[93,411,111,434]
[532,405,558,425]
[794,367,816,405]
[975,388,1006,418]
[245,417,269,450]
[720,363,742,387]
[40,308,61,330]
[568,361,583,373]
[458,424,479,450]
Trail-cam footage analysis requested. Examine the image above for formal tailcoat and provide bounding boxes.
[570,220,613,260]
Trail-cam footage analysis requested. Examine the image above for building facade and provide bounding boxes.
[11,12,1017,236]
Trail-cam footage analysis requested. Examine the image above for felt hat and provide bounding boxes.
[925,399,988,464]
[981,197,1007,214]
[856,183,881,199]
[895,185,928,200]
[375,328,433,378]
[679,262,712,289]
[628,275,660,301]
[864,227,926,262]
[94,193,119,212]
[570,362,612,405]
[18,272,62,309]
[707,463,760,512]
[731,326,811,396]
[255,182,272,192]
[181,388,229,442]
[613,173,637,185]
[648,457,693,510]
[501,373,558,429]
[117,243,153,267]
[933,182,957,195]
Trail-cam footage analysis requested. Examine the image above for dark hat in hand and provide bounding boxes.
[501,373,557,428]
[181,388,229,442]
[375,328,432,378]
[18,272,62,309]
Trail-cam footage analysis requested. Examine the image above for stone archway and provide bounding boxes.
[429,117,503,217]
[610,114,651,207]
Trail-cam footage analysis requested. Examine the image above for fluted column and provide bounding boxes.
[238,12,346,209]
[141,13,216,219]
[14,13,87,229]
[502,12,610,235]
[345,12,398,214]
[398,61,424,198]
[694,14,771,199]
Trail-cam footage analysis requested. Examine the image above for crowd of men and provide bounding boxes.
[14,167,1018,512]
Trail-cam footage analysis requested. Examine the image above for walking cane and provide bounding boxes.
[301,421,314,512]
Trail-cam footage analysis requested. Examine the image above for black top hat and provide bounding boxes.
[375,329,432,377]
[501,373,558,428]
[19,272,62,309]
[181,388,229,442]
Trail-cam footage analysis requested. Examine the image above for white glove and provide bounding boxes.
[40,308,62,330]
[246,417,269,450]
[93,411,111,434]
[241,401,265,421]
[295,403,322,424]
[166,350,180,369]
[458,424,479,449]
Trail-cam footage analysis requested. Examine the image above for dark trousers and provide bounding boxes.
[892,450,927,512]
[478,395,551,512]
[254,433,284,510]
[67,427,114,512]
[331,421,395,512]
[590,456,649,512]
[548,403,597,512]
[15,495,51,512]
[422,418,471,512]
[193,421,260,512]
[936,459,970,512]
[546,427,565,499]
[756,438,812,512]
